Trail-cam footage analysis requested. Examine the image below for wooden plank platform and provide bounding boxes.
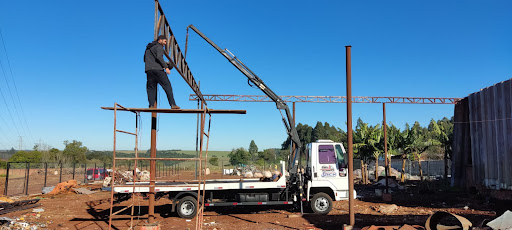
[101,107,246,114]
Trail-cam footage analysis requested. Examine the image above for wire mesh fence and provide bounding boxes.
[1,158,450,196]
[353,159,451,180]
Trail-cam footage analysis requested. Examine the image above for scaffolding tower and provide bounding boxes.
[104,1,246,229]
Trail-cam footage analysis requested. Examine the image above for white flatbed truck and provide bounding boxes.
[114,140,353,218]
[113,25,356,218]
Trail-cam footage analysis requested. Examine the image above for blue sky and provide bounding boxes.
[0,1,510,151]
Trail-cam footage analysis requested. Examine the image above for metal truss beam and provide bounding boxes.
[155,1,205,103]
[189,94,461,104]
[101,107,246,114]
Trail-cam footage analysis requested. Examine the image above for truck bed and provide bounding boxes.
[114,176,286,193]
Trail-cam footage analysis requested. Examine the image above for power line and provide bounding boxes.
[0,112,16,144]
[0,86,22,139]
[0,28,35,146]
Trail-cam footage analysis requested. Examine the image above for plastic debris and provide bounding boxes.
[32,208,44,213]
[41,186,55,194]
[487,210,512,230]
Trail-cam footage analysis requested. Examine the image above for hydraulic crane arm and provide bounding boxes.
[186,24,302,174]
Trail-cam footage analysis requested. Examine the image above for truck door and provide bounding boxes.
[316,145,338,178]
[314,144,348,190]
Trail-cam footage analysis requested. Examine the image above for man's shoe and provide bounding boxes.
[171,105,181,109]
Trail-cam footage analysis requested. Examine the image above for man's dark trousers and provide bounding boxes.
[146,69,177,108]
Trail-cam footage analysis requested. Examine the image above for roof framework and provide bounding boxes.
[189,94,461,104]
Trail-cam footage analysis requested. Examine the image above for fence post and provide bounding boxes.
[60,163,63,183]
[83,164,87,184]
[25,163,30,195]
[4,162,10,196]
[94,163,97,181]
[72,163,76,180]
[44,163,48,187]
[221,161,224,179]
[103,163,106,180]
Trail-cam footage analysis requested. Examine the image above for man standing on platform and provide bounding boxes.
[144,35,180,109]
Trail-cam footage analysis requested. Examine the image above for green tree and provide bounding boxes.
[435,117,453,179]
[86,151,113,163]
[353,118,383,183]
[404,121,440,181]
[385,123,402,176]
[228,147,251,165]
[313,122,326,141]
[209,155,219,166]
[258,148,277,162]
[249,140,258,161]
[9,150,42,163]
[63,140,88,164]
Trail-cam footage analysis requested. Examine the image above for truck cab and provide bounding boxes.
[304,140,351,214]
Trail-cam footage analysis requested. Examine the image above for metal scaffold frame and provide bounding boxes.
[103,1,246,229]
[104,104,225,229]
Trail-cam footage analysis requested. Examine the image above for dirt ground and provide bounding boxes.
[1,174,509,230]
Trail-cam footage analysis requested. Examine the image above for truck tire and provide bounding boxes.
[311,192,332,215]
[177,196,197,219]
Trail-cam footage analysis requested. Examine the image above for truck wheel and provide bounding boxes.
[177,196,197,219]
[311,192,332,215]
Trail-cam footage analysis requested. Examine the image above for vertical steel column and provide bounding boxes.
[130,111,140,228]
[4,163,9,196]
[149,1,159,222]
[383,103,389,193]
[345,45,355,227]
[195,87,200,180]
[108,103,118,230]
[149,99,158,223]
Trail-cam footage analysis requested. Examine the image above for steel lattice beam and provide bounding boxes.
[189,95,461,104]
[155,2,205,103]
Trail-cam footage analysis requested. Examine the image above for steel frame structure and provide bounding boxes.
[105,104,232,229]
[105,1,245,229]
[189,94,461,104]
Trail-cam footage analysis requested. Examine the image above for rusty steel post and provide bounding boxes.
[346,45,355,227]
[108,104,118,230]
[149,100,157,223]
[383,103,389,193]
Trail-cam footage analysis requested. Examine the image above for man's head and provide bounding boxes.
[157,35,167,45]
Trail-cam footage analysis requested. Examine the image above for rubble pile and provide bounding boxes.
[48,180,78,195]
[0,209,51,230]
[103,168,151,186]
[231,165,281,180]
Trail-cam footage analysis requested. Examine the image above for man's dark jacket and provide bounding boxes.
[144,41,169,72]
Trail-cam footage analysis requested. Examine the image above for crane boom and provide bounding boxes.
[186,25,303,174]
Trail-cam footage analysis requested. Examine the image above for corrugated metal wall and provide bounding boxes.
[452,78,512,190]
